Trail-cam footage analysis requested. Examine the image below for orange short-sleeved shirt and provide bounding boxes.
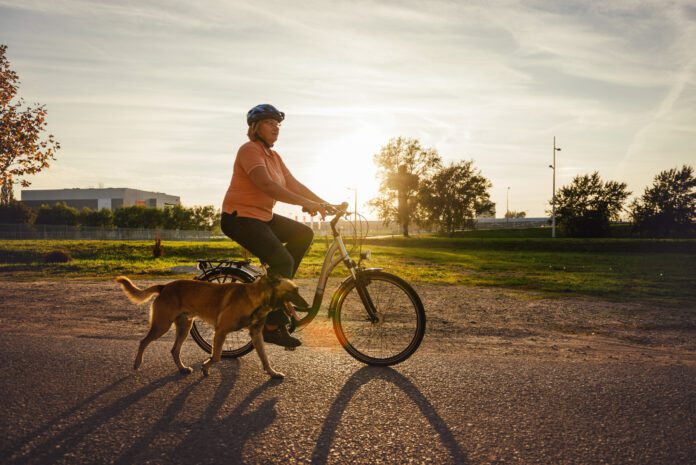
[222,140,291,221]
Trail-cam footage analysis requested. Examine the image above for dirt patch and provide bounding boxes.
[0,278,694,365]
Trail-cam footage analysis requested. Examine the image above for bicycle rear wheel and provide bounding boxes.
[332,270,425,366]
[190,268,255,358]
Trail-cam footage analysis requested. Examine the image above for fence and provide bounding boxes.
[0,218,550,241]
[308,218,549,237]
[474,218,549,229]
[0,224,212,241]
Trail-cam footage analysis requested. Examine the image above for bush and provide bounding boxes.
[113,206,165,229]
[79,207,114,227]
[35,202,79,226]
[0,201,36,224]
[113,205,219,230]
[43,250,72,263]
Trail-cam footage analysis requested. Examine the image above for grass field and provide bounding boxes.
[1,235,695,306]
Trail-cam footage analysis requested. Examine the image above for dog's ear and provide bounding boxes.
[266,272,282,286]
[287,287,310,309]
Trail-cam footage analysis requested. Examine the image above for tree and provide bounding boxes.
[114,206,165,229]
[190,205,219,231]
[162,205,218,230]
[0,200,35,224]
[504,210,526,219]
[112,205,217,230]
[553,172,630,237]
[163,205,196,230]
[0,45,60,205]
[368,137,442,236]
[35,202,78,226]
[419,160,493,235]
[631,165,695,237]
[78,207,114,227]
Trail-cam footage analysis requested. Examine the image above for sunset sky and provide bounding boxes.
[2,0,695,219]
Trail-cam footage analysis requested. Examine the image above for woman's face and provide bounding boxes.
[257,119,280,145]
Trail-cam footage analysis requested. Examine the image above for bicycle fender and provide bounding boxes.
[328,277,352,319]
[328,268,382,318]
[195,266,257,282]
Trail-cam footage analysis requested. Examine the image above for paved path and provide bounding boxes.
[1,332,694,465]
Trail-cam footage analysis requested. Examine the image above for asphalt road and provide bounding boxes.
[1,331,694,465]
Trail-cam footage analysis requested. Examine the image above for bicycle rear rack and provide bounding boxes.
[196,259,258,273]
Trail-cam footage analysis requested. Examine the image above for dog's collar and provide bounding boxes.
[269,284,277,307]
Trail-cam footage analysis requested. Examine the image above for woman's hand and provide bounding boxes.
[323,204,340,215]
[303,201,328,219]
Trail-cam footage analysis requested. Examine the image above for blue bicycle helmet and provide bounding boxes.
[247,104,285,126]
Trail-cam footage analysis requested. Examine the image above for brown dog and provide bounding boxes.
[115,274,309,378]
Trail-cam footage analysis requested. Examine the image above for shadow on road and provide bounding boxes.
[113,375,206,465]
[165,373,283,464]
[0,374,131,461]
[5,356,283,465]
[311,366,469,464]
[4,361,467,463]
[4,371,185,465]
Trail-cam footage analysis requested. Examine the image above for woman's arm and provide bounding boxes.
[247,166,325,213]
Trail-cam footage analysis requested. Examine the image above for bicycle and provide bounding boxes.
[190,202,425,366]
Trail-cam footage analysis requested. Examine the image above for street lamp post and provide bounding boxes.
[506,186,510,223]
[347,187,357,242]
[549,137,561,238]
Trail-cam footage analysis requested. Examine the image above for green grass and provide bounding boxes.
[1,237,695,305]
[0,240,247,278]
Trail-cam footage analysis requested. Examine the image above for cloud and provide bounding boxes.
[2,0,694,216]
[618,2,696,164]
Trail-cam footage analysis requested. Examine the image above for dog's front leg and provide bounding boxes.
[250,326,285,379]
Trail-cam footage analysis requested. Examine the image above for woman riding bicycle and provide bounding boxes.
[220,104,334,348]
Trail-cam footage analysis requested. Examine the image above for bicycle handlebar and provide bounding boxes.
[301,202,350,236]
[301,202,349,217]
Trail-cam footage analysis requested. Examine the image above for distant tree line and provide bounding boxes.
[369,137,694,238]
[0,203,221,231]
[552,165,695,237]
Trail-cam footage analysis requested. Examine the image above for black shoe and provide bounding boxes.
[263,325,301,348]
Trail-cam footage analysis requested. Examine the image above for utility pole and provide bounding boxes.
[549,137,561,238]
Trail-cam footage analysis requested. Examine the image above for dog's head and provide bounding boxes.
[260,274,310,309]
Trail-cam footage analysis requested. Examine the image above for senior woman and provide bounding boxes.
[221,104,333,348]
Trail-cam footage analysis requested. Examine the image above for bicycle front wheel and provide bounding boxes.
[333,270,425,366]
[190,268,255,358]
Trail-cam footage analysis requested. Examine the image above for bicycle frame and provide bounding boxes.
[191,203,426,365]
[292,208,362,330]
[198,205,377,331]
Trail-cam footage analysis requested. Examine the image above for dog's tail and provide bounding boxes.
[116,276,163,304]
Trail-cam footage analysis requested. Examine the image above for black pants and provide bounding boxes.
[221,211,313,325]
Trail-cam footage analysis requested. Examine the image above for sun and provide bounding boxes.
[284,125,385,221]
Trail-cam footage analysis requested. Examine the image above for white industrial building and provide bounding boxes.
[21,188,180,211]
